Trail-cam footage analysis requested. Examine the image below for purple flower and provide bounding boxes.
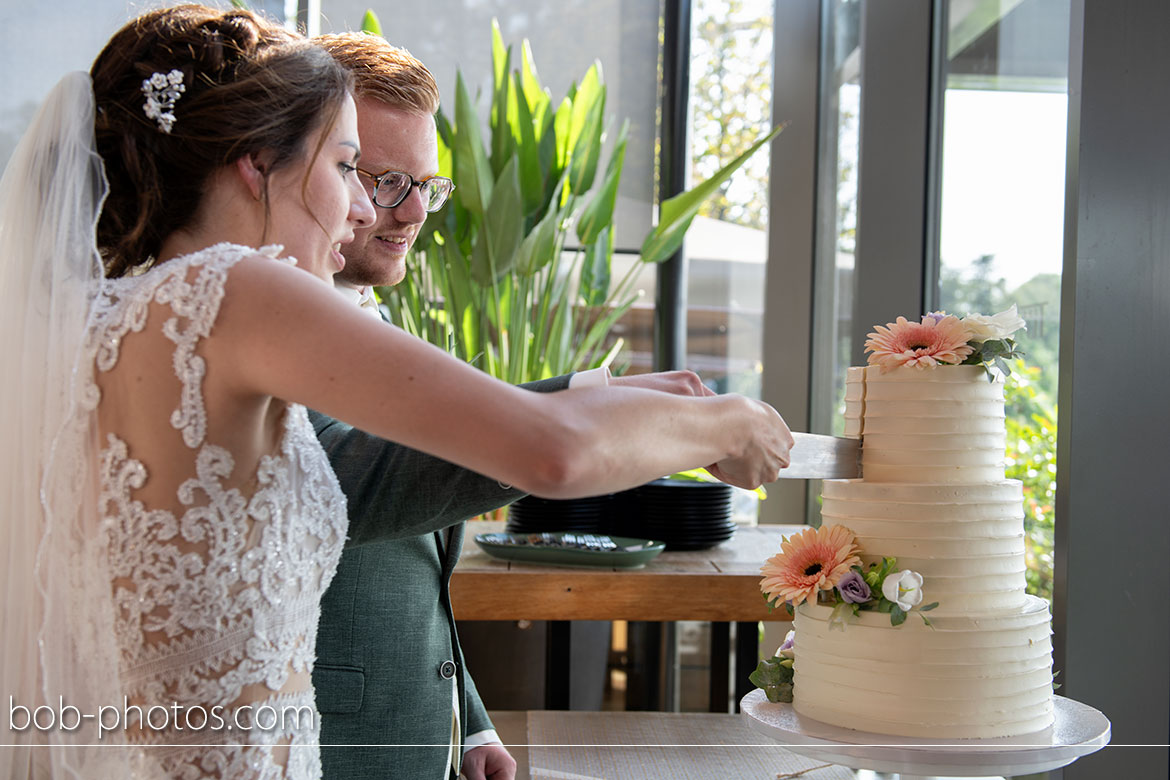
[836,570,872,604]
[776,630,796,660]
[922,311,948,324]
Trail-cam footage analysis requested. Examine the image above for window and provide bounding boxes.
[684,0,774,398]
[936,0,1069,601]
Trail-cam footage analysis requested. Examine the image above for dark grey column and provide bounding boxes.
[850,0,937,365]
[653,0,693,373]
[1055,0,1170,776]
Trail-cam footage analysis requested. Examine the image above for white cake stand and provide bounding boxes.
[740,690,1109,779]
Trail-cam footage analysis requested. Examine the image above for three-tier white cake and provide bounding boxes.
[792,364,1055,739]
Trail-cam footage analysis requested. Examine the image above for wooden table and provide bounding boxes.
[452,521,801,622]
[452,522,801,711]
[489,709,855,779]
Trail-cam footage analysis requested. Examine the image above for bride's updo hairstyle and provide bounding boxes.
[91,4,352,277]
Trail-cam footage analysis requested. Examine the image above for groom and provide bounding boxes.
[310,33,711,780]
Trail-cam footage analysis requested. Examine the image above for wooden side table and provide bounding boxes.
[451,522,799,711]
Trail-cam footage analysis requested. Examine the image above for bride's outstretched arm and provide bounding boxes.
[212,255,793,498]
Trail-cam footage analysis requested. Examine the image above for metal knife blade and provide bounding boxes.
[775,432,861,480]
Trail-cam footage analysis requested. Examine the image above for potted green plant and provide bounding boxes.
[378,19,781,384]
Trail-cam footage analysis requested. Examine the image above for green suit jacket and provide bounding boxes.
[310,375,570,780]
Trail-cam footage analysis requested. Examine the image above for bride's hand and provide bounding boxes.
[705,399,794,489]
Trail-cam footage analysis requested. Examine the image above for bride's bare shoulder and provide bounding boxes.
[208,246,361,356]
[220,247,343,309]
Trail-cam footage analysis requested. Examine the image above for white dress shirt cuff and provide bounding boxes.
[568,366,611,388]
[463,729,502,750]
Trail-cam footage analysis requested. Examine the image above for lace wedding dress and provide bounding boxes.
[86,243,348,779]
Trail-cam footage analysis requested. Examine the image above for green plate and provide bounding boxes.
[473,532,666,569]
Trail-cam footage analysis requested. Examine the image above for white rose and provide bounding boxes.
[961,305,1026,341]
[882,570,924,611]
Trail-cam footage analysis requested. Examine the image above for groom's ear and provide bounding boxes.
[235,153,270,201]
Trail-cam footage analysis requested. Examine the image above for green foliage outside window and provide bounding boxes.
[691,0,773,230]
[942,260,1061,603]
[1003,364,1057,602]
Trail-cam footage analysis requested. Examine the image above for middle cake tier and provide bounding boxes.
[821,479,1027,615]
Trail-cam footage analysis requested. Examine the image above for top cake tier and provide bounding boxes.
[855,365,1006,484]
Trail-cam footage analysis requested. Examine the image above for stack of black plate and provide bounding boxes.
[630,478,735,551]
[505,494,612,534]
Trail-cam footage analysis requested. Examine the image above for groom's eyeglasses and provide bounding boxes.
[357,167,455,212]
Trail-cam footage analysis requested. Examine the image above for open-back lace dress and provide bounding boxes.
[84,244,348,779]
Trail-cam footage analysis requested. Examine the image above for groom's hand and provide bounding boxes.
[610,369,714,397]
[461,743,516,780]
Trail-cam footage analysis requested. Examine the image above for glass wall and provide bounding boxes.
[0,0,130,168]
[684,0,773,397]
[937,0,1070,600]
[0,0,290,169]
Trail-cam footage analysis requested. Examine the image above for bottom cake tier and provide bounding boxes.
[792,594,1055,739]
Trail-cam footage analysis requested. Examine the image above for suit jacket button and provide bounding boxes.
[439,660,457,679]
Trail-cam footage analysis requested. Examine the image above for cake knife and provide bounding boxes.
[776,432,861,480]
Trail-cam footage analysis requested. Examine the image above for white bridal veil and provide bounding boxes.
[0,72,130,779]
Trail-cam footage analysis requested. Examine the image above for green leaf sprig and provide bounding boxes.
[961,337,1025,381]
[749,656,794,703]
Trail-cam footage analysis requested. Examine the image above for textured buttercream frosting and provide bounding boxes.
[791,364,1054,739]
[793,596,1054,738]
[842,366,866,439]
[861,365,1006,483]
[821,480,1027,614]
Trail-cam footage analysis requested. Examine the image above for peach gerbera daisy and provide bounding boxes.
[864,314,974,371]
[760,525,862,608]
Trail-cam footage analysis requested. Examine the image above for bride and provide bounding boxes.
[0,5,793,779]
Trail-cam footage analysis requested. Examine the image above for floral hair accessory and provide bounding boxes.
[141,69,186,134]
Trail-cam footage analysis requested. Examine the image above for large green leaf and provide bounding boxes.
[506,275,535,384]
[514,202,562,276]
[435,114,453,180]
[490,19,507,96]
[360,8,382,35]
[489,24,514,177]
[530,235,574,373]
[567,91,605,195]
[640,123,786,265]
[544,96,574,209]
[453,72,494,217]
[566,63,604,154]
[511,72,544,216]
[576,119,628,244]
[519,39,549,136]
[580,226,613,306]
[470,156,524,284]
[543,284,575,379]
[551,96,573,174]
[538,105,561,209]
[440,238,481,364]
